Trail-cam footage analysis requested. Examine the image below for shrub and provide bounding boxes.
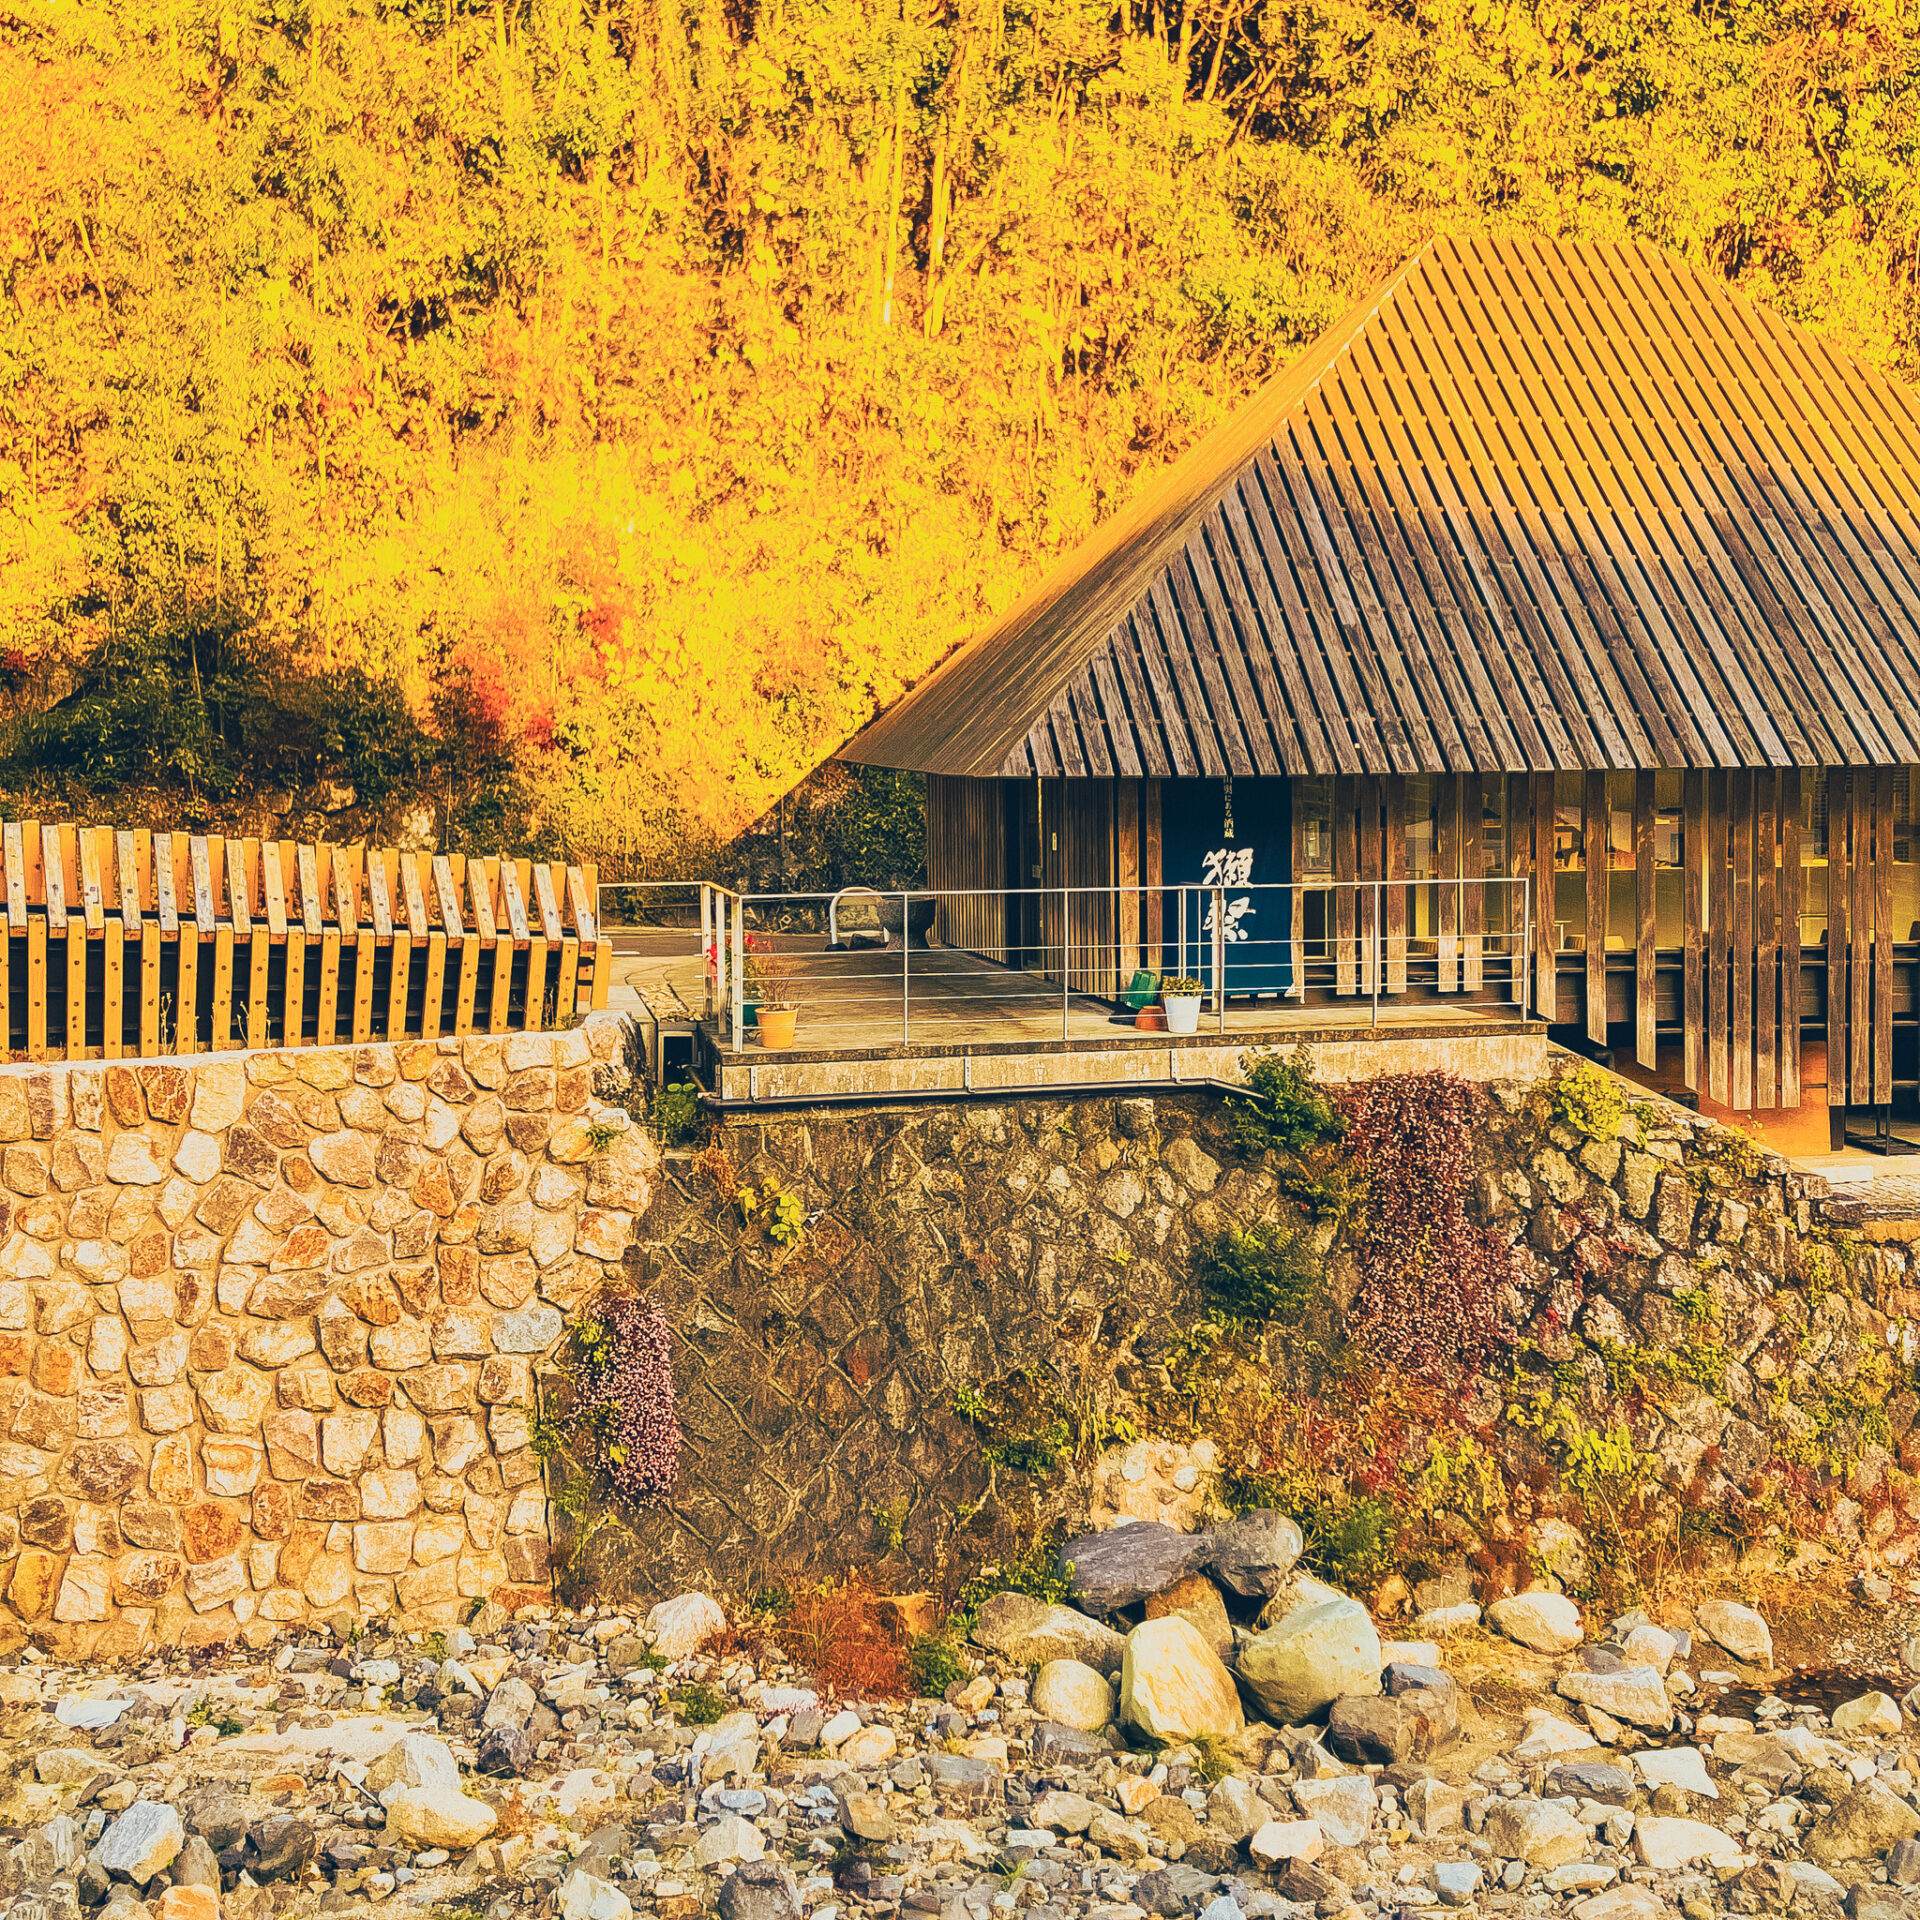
[782,1580,910,1700]
[1199,1225,1322,1324]
[671,1684,728,1724]
[1549,1063,1631,1143]
[907,1633,969,1698]
[951,1532,1073,1631]
[650,1080,703,1146]
[1229,1048,1347,1158]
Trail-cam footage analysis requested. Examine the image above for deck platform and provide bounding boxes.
[606,933,1548,1105]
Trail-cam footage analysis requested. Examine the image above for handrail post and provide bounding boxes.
[1372,880,1382,1028]
[1061,887,1070,1042]
[731,894,745,1050]
[901,891,910,1044]
[1212,885,1226,1030]
[1521,878,1531,1015]
[701,885,713,1019]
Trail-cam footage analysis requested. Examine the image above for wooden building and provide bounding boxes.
[839,235,1920,1130]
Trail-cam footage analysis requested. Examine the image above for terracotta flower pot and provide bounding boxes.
[756,1005,800,1049]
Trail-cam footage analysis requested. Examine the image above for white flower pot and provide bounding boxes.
[1163,994,1203,1035]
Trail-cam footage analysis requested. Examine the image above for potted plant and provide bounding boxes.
[749,942,801,1049]
[1161,975,1206,1034]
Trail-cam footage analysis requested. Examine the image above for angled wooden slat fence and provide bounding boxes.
[0,824,609,1061]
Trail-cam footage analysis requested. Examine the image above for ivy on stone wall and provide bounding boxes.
[1336,1072,1518,1379]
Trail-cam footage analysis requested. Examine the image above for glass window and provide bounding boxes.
[1298,778,1332,875]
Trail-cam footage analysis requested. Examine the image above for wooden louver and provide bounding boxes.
[0,823,609,1061]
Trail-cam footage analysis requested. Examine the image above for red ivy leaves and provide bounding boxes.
[580,1294,683,1506]
[1335,1071,1517,1380]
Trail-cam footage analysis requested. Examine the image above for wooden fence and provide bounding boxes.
[0,823,608,1061]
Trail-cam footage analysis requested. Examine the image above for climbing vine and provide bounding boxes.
[1336,1071,1518,1378]
[573,1293,683,1507]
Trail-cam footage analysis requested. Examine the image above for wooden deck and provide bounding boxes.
[606,931,1546,1101]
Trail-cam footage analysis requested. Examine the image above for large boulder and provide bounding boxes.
[1487,1592,1583,1654]
[1807,1779,1920,1864]
[1482,1801,1589,1869]
[98,1805,185,1884]
[970,1594,1126,1675]
[369,1733,461,1805]
[1326,1688,1457,1765]
[1032,1660,1115,1733]
[383,1787,499,1851]
[1203,1511,1304,1598]
[644,1592,726,1659]
[1059,1523,1209,1613]
[1239,1599,1382,1721]
[1120,1617,1243,1742]
[1554,1666,1674,1732]
[1692,1599,1773,1667]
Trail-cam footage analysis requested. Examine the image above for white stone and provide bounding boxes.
[1633,1747,1717,1800]
[1830,1690,1903,1737]
[1512,1710,1600,1762]
[1619,1623,1677,1674]
[1693,1599,1773,1667]
[1555,1666,1675,1732]
[1289,1776,1375,1849]
[369,1733,462,1806]
[1632,1815,1743,1869]
[688,1816,764,1869]
[1120,1617,1242,1742]
[1246,1821,1323,1867]
[644,1591,726,1659]
[819,1709,861,1748]
[383,1786,499,1850]
[557,1872,632,1920]
[1568,1889,1669,1920]
[98,1802,185,1883]
[1487,1591,1583,1654]
[1481,1799,1590,1868]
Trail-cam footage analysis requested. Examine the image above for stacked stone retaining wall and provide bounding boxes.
[0,1013,652,1657]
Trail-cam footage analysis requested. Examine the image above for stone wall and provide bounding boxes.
[569,1061,1917,1607]
[0,1014,655,1657]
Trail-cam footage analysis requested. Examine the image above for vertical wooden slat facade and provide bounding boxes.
[922,765,1920,1119]
[0,821,606,1061]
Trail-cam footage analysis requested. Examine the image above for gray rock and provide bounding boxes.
[1202,1511,1303,1598]
[493,1304,564,1352]
[970,1594,1127,1675]
[482,1677,538,1731]
[925,1754,1004,1814]
[716,1861,802,1920]
[1132,1866,1221,1916]
[1238,1598,1382,1721]
[1383,1662,1454,1697]
[245,1817,317,1883]
[1432,1862,1482,1909]
[1058,1523,1209,1612]
[1326,1691,1456,1764]
[1028,1721,1107,1769]
[1888,1836,1920,1886]
[1414,1570,1475,1611]
[170,1838,220,1891]
[1809,1778,1920,1864]
[184,1795,252,1854]
[1545,1763,1634,1806]
[477,1726,535,1776]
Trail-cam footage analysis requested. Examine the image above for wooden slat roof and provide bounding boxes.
[839,234,1920,777]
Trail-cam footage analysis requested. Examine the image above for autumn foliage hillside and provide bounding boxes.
[1,0,1915,867]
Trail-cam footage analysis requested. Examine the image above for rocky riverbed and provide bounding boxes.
[1,1538,1919,1920]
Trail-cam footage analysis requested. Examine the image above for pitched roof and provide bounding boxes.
[838,233,1920,777]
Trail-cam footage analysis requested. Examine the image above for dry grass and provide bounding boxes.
[782,1578,911,1701]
